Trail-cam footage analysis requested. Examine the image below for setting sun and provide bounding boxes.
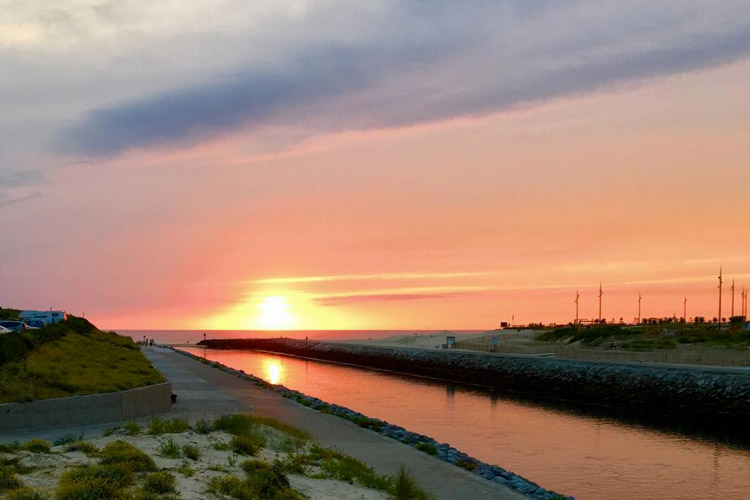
[256,296,294,330]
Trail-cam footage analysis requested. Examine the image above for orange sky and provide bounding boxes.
[1,3,749,330]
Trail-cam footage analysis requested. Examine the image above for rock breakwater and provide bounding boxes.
[198,338,750,427]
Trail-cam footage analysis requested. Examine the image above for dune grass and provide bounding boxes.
[0,321,164,403]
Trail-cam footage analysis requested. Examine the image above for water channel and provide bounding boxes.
[180,347,750,500]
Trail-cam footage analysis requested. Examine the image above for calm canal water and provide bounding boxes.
[181,347,750,500]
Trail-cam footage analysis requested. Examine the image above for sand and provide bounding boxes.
[2,428,390,500]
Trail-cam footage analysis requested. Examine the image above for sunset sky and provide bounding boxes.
[1,1,749,330]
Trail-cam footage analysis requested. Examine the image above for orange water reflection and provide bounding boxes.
[183,347,750,500]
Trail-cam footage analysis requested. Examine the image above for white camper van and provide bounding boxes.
[18,310,67,325]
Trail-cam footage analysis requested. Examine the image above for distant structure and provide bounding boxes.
[574,291,580,325]
[683,296,687,321]
[637,292,642,324]
[731,278,736,317]
[19,310,67,325]
[718,267,723,323]
[598,282,604,323]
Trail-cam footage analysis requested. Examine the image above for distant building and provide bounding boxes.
[19,310,67,325]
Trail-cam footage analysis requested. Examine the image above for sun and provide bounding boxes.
[256,296,294,329]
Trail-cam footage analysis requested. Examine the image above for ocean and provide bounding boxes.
[116,329,483,345]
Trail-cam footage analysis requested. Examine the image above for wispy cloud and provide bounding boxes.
[252,271,494,285]
[57,1,750,157]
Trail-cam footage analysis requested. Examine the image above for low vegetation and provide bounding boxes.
[0,315,164,403]
[0,413,433,500]
[535,322,750,349]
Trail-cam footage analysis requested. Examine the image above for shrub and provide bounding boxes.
[147,418,189,435]
[142,471,176,494]
[213,414,257,435]
[102,426,120,437]
[0,442,21,453]
[7,487,49,500]
[181,444,200,461]
[415,442,438,456]
[241,460,291,497]
[455,459,476,471]
[99,441,156,473]
[232,434,264,456]
[176,463,194,477]
[0,467,24,492]
[53,433,84,447]
[56,464,133,500]
[193,419,212,435]
[23,439,50,454]
[157,438,181,459]
[123,421,141,436]
[65,441,99,455]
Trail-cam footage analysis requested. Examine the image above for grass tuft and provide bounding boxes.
[415,442,438,456]
[0,467,24,492]
[157,438,181,459]
[56,464,134,500]
[23,439,51,454]
[53,433,84,447]
[193,419,212,435]
[99,441,156,473]
[231,433,264,456]
[142,471,177,494]
[181,444,200,461]
[123,421,141,436]
[7,487,49,500]
[147,417,190,435]
[391,465,432,500]
[65,441,99,456]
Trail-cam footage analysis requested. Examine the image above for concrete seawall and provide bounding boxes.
[0,382,172,432]
[199,339,750,427]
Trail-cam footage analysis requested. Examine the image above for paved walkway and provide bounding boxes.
[145,347,528,500]
[0,347,527,500]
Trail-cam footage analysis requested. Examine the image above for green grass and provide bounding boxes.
[0,442,21,453]
[53,433,85,447]
[0,319,164,403]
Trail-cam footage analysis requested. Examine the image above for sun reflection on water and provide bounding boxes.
[264,359,282,385]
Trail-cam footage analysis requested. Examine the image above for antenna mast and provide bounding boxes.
[731,278,735,318]
[637,293,642,324]
[598,282,603,323]
[718,267,723,324]
[683,296,687,322]
[575,291,580,325]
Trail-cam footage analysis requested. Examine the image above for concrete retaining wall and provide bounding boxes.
[0,382,172,432]
[199,338,750,428]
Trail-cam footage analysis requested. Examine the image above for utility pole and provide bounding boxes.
[598,282,604,323]
[637,293,642,324]
[731,279,735,318]
[683,296,687,322]
[718,267,723,324]
[575,291,580,325]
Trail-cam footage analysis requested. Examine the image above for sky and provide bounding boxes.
[1,1,749,330]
